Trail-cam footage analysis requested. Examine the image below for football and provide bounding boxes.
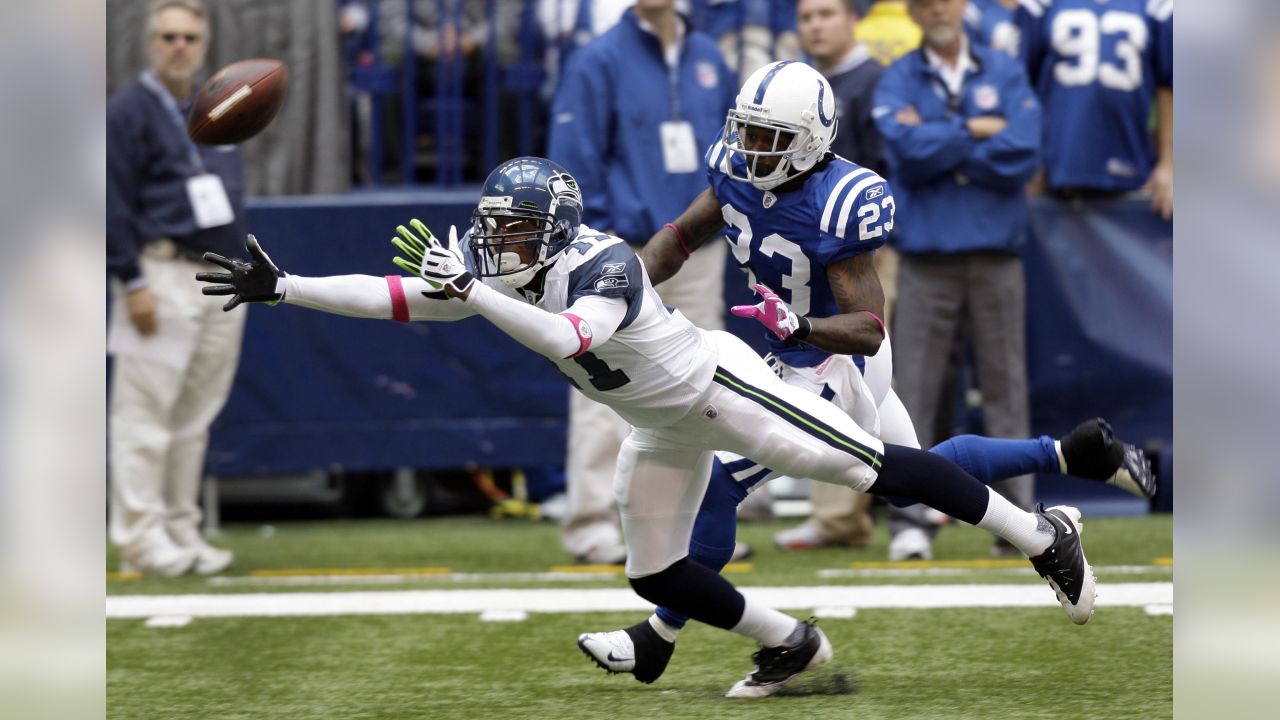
[187,58,288,145]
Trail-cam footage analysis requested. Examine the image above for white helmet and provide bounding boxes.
[723,60,838,190]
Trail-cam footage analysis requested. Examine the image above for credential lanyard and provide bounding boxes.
[139,70,207,173]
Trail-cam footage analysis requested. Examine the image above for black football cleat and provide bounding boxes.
[1029,505,1097,625]
[577,620,675,684]
[725,619,833,698]
[1060,418,1158,499]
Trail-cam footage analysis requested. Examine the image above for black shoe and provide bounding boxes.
[577,620,675,684]
[1029,504,1097,625]
[1060,418,1157,499]
[725,619,833,698]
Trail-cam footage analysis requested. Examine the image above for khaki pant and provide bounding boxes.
[108,248,246,554]
[562,240,727,557]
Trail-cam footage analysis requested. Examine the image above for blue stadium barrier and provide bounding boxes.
[208,194,1172,512]
[1022,197,1173,512]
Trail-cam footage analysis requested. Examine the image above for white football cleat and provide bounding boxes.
[1029,505,1097,625]
[888,527,933,562]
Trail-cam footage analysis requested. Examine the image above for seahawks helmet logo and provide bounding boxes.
[548,173,581,206]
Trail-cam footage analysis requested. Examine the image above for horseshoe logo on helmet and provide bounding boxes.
[816,79,835,128]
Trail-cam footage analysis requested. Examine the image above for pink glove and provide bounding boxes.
[731,283,803,341]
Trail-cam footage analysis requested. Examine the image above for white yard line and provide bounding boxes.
[107,583,1172,619]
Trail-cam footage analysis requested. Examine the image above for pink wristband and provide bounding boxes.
[386,275,409,323]
[862,310,885,337]
[561,313,593,358]
[664,223,692,259]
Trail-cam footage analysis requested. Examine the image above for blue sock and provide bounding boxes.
[933,434,1059,480]
[654,458,748,630]
[885,435,1059,508]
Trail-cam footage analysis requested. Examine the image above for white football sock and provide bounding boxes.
[647,614,681,643]
[731,601,799,647]
[976,487,1055,556]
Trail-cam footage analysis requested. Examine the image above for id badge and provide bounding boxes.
[659,121,699,174]
[186,173,235,229]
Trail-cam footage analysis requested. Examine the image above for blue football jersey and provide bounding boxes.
[965,0,1020,56]
[1017,0,1173,191]
[706,134,893,368]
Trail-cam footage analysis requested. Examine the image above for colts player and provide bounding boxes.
[576,60,1152,686]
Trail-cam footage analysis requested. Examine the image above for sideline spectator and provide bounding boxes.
[538,0,632,83]
[964,0,1018,55]
[546,0,736,564]
[856,0,922,65]
[1016,0,1173,219]
[107,0,244,576]
[874,0,1042,555]
[706,0,802,77]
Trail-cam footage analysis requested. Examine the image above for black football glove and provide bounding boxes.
[196,234,286,311]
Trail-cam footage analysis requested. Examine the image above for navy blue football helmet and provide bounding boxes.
[469,157,583,287]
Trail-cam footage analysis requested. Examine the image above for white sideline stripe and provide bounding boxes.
[144,615,193,628]
[817,564,1173,579]
[107,583,1172,619]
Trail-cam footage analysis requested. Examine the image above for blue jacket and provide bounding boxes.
[107,76,246,285]
[873,42,1040,254]
[547,9,736,243]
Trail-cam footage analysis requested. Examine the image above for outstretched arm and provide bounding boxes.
[196,233,474,322]
[638,187,726,286]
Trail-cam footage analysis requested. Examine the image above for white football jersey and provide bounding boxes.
[478,226,717,427]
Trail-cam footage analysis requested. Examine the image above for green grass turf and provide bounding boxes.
[107,513,1172,595]
[107,514,1171,718]
[108,607,1171,720]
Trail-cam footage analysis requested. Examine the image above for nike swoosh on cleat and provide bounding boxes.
[607,651,632,663]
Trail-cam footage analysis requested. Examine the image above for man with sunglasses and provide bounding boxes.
[107,0,244,576]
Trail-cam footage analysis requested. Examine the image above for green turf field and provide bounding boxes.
[107,514,1172,719]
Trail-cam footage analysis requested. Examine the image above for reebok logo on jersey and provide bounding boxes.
[602,262,626,276]
[865,185,884,201]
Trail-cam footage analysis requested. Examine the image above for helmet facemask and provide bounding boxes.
[723,111,813,190]
[469,205,562,288]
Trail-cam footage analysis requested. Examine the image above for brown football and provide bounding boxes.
[187,58,288,145]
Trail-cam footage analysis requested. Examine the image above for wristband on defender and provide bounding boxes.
[791,315,812,341]
[663,223,692,259]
